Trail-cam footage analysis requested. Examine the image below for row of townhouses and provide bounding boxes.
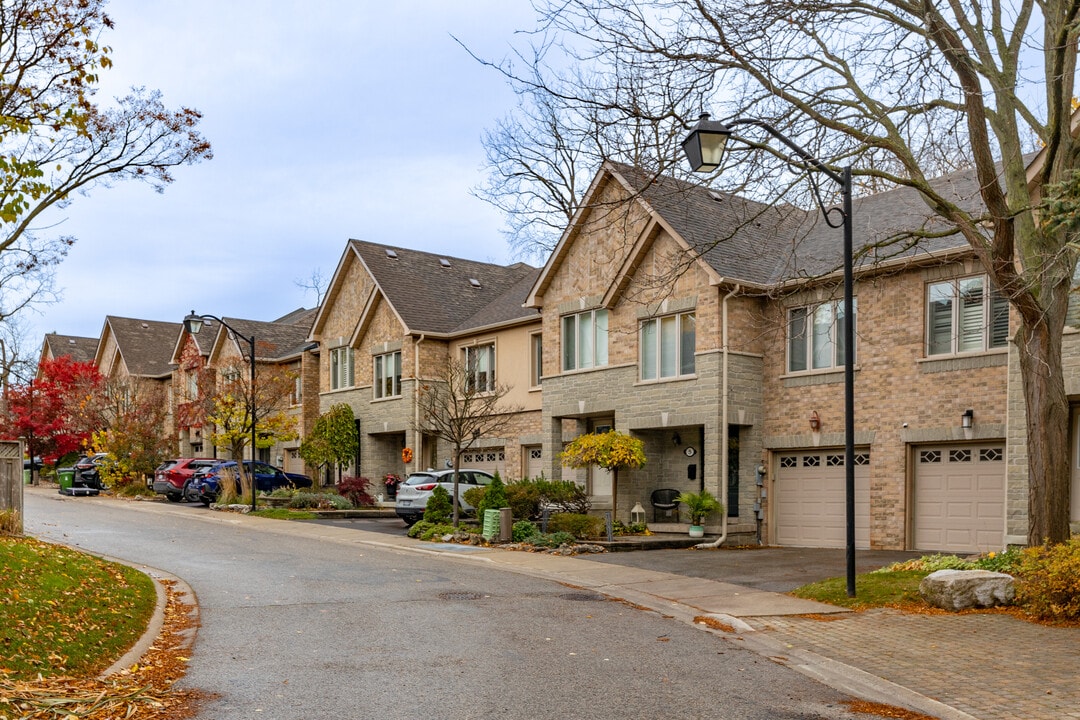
[41,157,1080,555]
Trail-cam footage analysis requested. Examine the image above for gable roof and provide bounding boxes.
[344,240,540,336]
[96,317,182,379]
[41,333,98,364]
[213,315,317,363]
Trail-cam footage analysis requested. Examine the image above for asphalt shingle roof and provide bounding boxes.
[608,160,991,286]
[104,317,183,378]
[350,240,540,335]
[217,315,316,362]
[43,334,98,364]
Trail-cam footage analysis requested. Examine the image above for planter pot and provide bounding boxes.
[688,525,704,538]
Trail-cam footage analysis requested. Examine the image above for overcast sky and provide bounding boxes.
[28,0,537,348]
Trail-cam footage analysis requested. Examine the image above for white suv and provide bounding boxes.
[394,469,494,525]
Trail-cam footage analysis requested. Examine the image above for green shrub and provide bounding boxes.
[972,546,1023,573]
[547,512,605,539]
[463,486,486,510]
[525,531,577,548]
[407,520,458,541]
[288,492,353,510]
[269,487,298,499]
[424,485,453,524]
[512,520,538,542]
[537,479,591,514]
[506,479,542,519]
[476,472,509,519]
[1015,538,1080,621]
[613,520,649,536]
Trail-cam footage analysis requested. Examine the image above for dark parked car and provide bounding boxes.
[152,458,222,502]
[73,452,109,489]
[189,460,313,505]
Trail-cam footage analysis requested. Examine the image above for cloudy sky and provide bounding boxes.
[28,0,538,347]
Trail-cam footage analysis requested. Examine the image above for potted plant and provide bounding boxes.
[384,473,401,499]
[676,490,722,538]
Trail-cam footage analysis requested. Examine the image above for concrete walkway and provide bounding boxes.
[276,520,1078,720]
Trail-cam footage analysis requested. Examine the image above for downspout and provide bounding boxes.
[413,334,426,473]
[698,283,740,549]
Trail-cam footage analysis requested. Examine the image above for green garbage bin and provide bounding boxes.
[57,467,75,491]
[23,469,31,484]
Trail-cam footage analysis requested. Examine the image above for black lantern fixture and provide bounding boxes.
[680,114,734,172]
[185,311,259,512]
[962,409,974,429]
[682,115,857,597]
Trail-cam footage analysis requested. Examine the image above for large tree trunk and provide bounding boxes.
[1017,307,1072,545]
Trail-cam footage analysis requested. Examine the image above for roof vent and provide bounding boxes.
[141,323,149,329]
[68,339,76,344]
[439,258,451,268]
[385,249,398,259]
[469,278,481,288]
[708,190,724,202]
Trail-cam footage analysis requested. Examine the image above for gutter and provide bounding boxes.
[413,334,426,473]
[698,283,740,549]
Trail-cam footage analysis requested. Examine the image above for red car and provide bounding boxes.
[152,458,221,502]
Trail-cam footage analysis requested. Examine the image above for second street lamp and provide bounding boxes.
[682,114,858,597]
[184,311,259,513]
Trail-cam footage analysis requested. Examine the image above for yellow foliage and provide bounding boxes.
[560,430,646,471]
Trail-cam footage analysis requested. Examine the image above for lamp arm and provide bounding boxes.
[723,118,850,229]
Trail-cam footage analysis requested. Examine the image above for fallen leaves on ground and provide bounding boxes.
[0,579,208,720]
[843,699,939,719]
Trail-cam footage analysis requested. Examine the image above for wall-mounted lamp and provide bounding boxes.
[672,432,682,446]
[809,411,821,432]
[962,409,974,429]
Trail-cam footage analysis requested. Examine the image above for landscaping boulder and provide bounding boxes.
[919,569,1015,610]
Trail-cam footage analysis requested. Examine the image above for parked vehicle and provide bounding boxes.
[394,469,494,526]
[189,460,313,506]
[152,458,222,502]
[73,453,109,490]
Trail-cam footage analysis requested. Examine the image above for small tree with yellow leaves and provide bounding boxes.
[559,430,646,519]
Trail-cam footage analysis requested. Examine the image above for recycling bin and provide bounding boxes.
[57,467,75,491]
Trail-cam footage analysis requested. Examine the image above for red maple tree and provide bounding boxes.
[1,357,104,476]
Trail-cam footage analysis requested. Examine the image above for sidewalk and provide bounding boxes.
[279,520,1078,720]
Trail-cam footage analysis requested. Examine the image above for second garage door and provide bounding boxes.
[774,450,871,549]
[460,447,506,478]
[913,444,1005,554]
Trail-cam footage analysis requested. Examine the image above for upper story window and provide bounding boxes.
[530,333,543,388]
[292,375,302,405]
[640,312,695,381]
[374,350,402,399]
[330,346,354,390]
[464,343,495,393]
[562,309,608,372]
[788,298,857,373]
[186,372,198,399]
[222,368,241,385]
[927,276,1009,356]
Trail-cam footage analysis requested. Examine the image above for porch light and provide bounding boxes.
[809,411,821,432]
[962,409,974,429]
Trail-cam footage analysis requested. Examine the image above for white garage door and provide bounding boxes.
[774,450,871,548]
[914,444,1004,554]
[460,448,506,479]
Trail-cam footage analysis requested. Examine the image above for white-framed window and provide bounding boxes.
[788,298,857,373]
[374,350,402,399]
[640,312,695,381]
[330,346,354,390]
[562,309,608,371]
[529,332,543,388]
[927,276,1009,355]
[292,375,302,405]
[222,368,241,384]
[186,372,198,399]
[464,343,495,393]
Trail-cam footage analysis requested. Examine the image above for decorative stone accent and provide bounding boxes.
[918,569,1015,610]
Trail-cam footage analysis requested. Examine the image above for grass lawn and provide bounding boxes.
[249,507,317,520]
[0,535,157,680]
[791,569,930,609]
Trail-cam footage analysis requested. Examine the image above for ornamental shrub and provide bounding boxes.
[506,479,543,519]
[462,486,486,510]
[289,492,353,510]
[547,512,605,539]
[1015,537,1080,621]
[424,485,453,524]
[536,479,591,514]
[337,476,375,507]
[524,531,577,548]
[476,472,509,519]
[512,520,538,542]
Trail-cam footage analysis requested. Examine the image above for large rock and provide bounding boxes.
[919,569,1015,610]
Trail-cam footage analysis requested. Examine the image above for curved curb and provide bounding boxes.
[98,564,198,679]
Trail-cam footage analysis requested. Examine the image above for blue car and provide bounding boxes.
[189,460,313,506]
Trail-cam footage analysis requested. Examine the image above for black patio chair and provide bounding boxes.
[650,488,681,522]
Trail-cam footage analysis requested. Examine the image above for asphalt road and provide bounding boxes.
[25,490,899,720]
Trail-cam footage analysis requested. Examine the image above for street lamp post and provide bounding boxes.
[184,311,259,513]
[682,114,857,597]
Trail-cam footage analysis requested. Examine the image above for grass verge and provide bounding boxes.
[0,536,157,680]
[791,569,929,609]
[249,508,317,520]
